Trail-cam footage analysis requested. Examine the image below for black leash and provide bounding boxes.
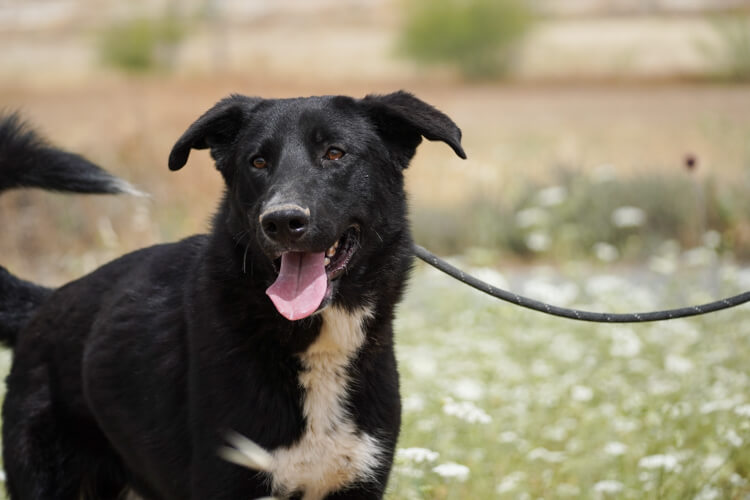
[414,245,750,323]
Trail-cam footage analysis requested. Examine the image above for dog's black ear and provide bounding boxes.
[361,91,466,164]
[168,95,260,171]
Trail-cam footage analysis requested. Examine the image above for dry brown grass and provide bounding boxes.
[2,76,749,284]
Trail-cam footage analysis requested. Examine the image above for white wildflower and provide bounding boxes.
[407,351,437,378]
[649,255,678,275]
[665,354,694,374]
[527,447,566,463]
[613,417,640,433]
[701,454,725,473]
[612,206,646,228]
[586,274,628,296]
[451,378,485,401]
[609,327,642,358]
[496,471,525,493]
[593,480,624,494]
[543,425,568,442]
[638,454,681,472]
[639,471,654,482]
[415,417,437,433]
[396,447,439,464]
[526,360,551,380]
[515,207,548,228]
[524,280,578,307]
[526,231,550,252]
[738,268,750,290]
[683,247,714,267]
[593,242,619,262]
[702,230,721,249]
[432,462,470,482]
[395,464,424,478]
[648,376,680,396]
[548,334,584,363]
[729,473,747,486]
[499,431,518,443]
[536,186,568,206]
[693,485,722,500]
[402,394,425,413]
[571,385,594,402]
[442,398,492,424]
[604,442,628,456]
[470,267,509,289]
[734,404,750,418]
[725,429,743,447]
[700,399,739,414]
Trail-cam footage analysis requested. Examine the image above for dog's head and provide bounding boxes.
[169,91,465,321]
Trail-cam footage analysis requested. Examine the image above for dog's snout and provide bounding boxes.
[260,205,310,244]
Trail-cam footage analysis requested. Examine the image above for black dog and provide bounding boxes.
[0,92,465,500]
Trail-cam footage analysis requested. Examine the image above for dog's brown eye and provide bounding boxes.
[324,148,345,161]
[252,157,267,169]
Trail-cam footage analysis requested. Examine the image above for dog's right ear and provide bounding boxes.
[168,95,260,171]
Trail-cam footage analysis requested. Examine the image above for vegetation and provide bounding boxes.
[387,257,750,498]
[1,246,748,498]
[398,0,534,79]
[412,167,750,263]
[98,13,187,73]
[697,14,750,82]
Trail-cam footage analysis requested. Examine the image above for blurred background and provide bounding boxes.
[1,0,750,280]
[1,1,750,498]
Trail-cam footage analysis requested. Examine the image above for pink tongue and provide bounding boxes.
[265,252,328,321]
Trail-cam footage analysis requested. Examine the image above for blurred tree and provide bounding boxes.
[98,8,187,74]
[398,0,534,79]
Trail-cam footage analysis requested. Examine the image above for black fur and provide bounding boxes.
[0,92,465,499]
[0,113,141,195]
[0,113,140,348]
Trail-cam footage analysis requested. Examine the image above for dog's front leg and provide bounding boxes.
[189,448,273,500]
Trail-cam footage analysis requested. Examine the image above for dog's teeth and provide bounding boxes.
[326,247,336,258]
[333,240,340,249]
[324,257,331,267]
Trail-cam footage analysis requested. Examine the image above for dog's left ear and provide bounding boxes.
[168,95,261,171]
[361,91,467,165]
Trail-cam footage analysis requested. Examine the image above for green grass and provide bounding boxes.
[412,167,750,262]
[98,13,187,73]
[397,0,534,79]
[388,259,750,498]
[0,258,748,498]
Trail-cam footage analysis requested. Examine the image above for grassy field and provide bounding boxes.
[0,78,749,497]
[388,259,750,499]
[0,257,747,498]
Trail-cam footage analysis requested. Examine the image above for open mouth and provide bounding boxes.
[323,225,359,281]
[265,225,360,321]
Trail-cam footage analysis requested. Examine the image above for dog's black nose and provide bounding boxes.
[260,205,310,244]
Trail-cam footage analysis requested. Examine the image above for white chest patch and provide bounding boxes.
[269,306,383,500]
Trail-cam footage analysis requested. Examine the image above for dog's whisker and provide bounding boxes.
[243,243,251,274]
[233,229,251,246]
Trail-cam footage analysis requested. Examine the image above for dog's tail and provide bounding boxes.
[0,112,144,195]
[0,112,142,347]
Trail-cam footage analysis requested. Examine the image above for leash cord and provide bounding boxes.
[414,245,750,323]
